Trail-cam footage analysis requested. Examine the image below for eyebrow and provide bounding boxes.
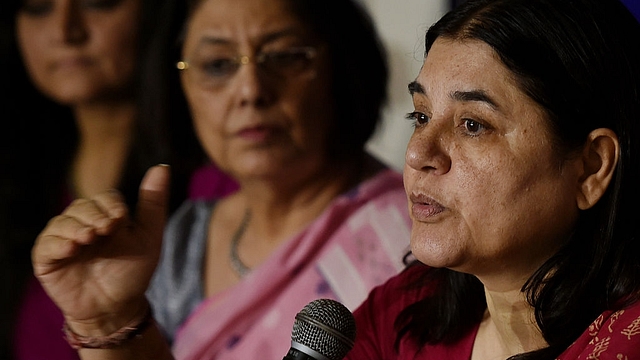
[196,28,306,49]
[408,81,424,95]
[451,90,498,109]
[197,36,232,47]
[408,81,499,110]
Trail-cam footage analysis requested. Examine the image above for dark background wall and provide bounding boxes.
[622,0,640,21]
[450,0,640,21]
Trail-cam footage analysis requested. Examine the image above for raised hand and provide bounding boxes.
[32,165,171,336]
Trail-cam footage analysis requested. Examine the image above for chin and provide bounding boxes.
[410,239,464,269]
[43,87,104,105]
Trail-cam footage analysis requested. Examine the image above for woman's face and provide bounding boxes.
[180,0,334,183]
[404,38,583,290]
[16,0,141,105]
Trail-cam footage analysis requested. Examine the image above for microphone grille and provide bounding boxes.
[291,298,356,360]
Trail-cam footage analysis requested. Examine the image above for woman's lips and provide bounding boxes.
[52,56,93,71]
[237,125,276,142]
[410,194,446,221]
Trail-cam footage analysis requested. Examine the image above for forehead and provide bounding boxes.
[185,0,307,48]
[415,38,523,105]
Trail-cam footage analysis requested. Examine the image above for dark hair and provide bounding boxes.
[139,0,207,193]
[155,0,388,167]
[285,0,388,162]
[0,0,200,357]
[395,0,640,358]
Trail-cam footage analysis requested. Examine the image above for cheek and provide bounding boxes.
[101,3,141,53]
[282,90,333,146]
[449,154,534,237]
[457,149,542,204]
[96,24,139,78]
[188,93,226,154]
[17,26,46,83]
[107,35,137,64]
[458,154,576,249]
[190,98,225,135]
[192,116,225,166]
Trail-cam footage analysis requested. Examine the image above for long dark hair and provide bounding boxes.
[396,0,640,358]
[0,0,199,358]
[284,0,388,163]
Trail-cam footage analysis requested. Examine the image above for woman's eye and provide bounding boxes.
[463,119,485,135]
[201,58,238,77]
[20,1,52,16]
[20,0,120,16]
[405,111,430,126]
[82,0,121,10]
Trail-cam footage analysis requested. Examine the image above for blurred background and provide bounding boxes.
[360,0,449,171]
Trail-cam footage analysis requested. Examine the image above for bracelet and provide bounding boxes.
[62,303,153,350]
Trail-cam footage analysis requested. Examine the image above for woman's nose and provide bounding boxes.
[404,121,451,175]
[233,63,275,107]
[51,2,88,45]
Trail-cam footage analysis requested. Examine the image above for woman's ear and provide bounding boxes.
[576,128,620,210]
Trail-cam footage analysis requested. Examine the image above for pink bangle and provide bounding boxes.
[62,304,153,350]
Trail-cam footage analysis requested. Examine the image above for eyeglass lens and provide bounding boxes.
[181,47,317,89]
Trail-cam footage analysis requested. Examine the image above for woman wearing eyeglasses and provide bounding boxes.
[30,0,411,358]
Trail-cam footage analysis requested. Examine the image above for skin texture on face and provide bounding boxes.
[16,0,141,105]
[180,0,335,185]
[404,38,583,291]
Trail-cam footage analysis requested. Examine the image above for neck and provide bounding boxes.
[472,286,547,359]
[236,153,382,243]
[241,168,351,242]
[70,101,136,198]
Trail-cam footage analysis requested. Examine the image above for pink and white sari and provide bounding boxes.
[173,169,411,359]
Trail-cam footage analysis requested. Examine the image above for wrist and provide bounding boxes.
[63,299,154,350]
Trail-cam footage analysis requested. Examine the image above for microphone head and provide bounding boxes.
[290,298,356,360]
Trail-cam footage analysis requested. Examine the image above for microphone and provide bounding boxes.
[283,298,356,360]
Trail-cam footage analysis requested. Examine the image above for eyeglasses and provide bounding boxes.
[177,46,318,89]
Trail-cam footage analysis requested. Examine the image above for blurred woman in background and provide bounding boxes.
[0,0,234,358]
[29,0,412,358]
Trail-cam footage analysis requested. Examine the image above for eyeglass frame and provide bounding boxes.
[175,46,319,84]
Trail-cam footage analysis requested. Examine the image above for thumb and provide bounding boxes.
[136,164,171,234]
